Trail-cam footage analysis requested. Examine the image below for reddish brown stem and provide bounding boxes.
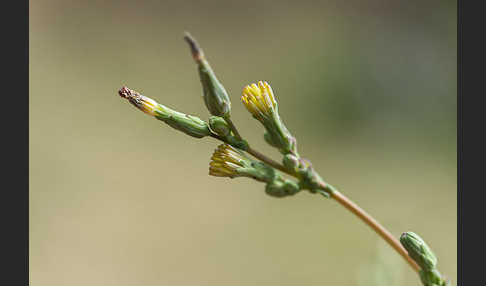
[244,147,420,273]
[224,117,243,141]
[214,134,420,273]
[327,187,420,272]
[246,146,291,174]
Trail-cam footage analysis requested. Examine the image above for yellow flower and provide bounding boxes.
[118,86,158,116]
[241,81,277,121]
[240,80,297,155]
[209,144,247,178]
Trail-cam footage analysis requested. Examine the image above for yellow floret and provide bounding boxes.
[241,81,277,120]
[209,144,246,178]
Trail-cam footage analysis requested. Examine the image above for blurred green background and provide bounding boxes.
[30,0,456,285]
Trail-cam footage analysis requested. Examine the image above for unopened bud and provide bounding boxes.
[208,116,231,137]
[283,154,300,170]
[400,232,438,271]
[265,178,301,198]
[419,269,445,286]
[184,33,231,118]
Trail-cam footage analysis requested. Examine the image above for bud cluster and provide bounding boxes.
[117,33,329,198]
[240,81,328,195]
[117,34,448,286]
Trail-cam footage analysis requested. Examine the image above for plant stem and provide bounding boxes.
[246,146,294,175]
[210,132,419,272]
[242,147,420,273]
[224,117,243,141]
[326,186,420,272]
[209,131,293,175]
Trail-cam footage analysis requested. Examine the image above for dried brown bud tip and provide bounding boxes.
[184,32,204,62]
[117,86,158,116]
[118,86,132,99]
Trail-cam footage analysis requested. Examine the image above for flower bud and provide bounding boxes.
[209,144,273,181]
[208,116,231,137]
[282,154,300,170]
[265,178,301,198]
[400,232,438,271]
[241,81,277,121]
[241,81,297,155]
[184,33,231,118]
[419,269,445,286]
[118,86,211,138]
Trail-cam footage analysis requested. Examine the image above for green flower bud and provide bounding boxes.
[296,161,331,196]
[184,33,231,118]
[265,177,301,198]
[207,116,248,150]
[208,116,231,137]
[419,269,445,286]
[118,86,211,138]
[400,232,438,271]
[283,154,299,170]
[154,110,211,139]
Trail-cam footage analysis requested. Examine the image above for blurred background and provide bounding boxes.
[30,0,456,285]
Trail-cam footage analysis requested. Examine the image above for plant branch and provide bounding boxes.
[229,139,421,273]
[210,132,420,273]
[224,117,243,141]
[228,137,421,272]
[246,144,421,273]
[246,146,294,175]
[323,184,421,272]
[121,34,429,282]
[209,132,293,175]
[242,146,420,272]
